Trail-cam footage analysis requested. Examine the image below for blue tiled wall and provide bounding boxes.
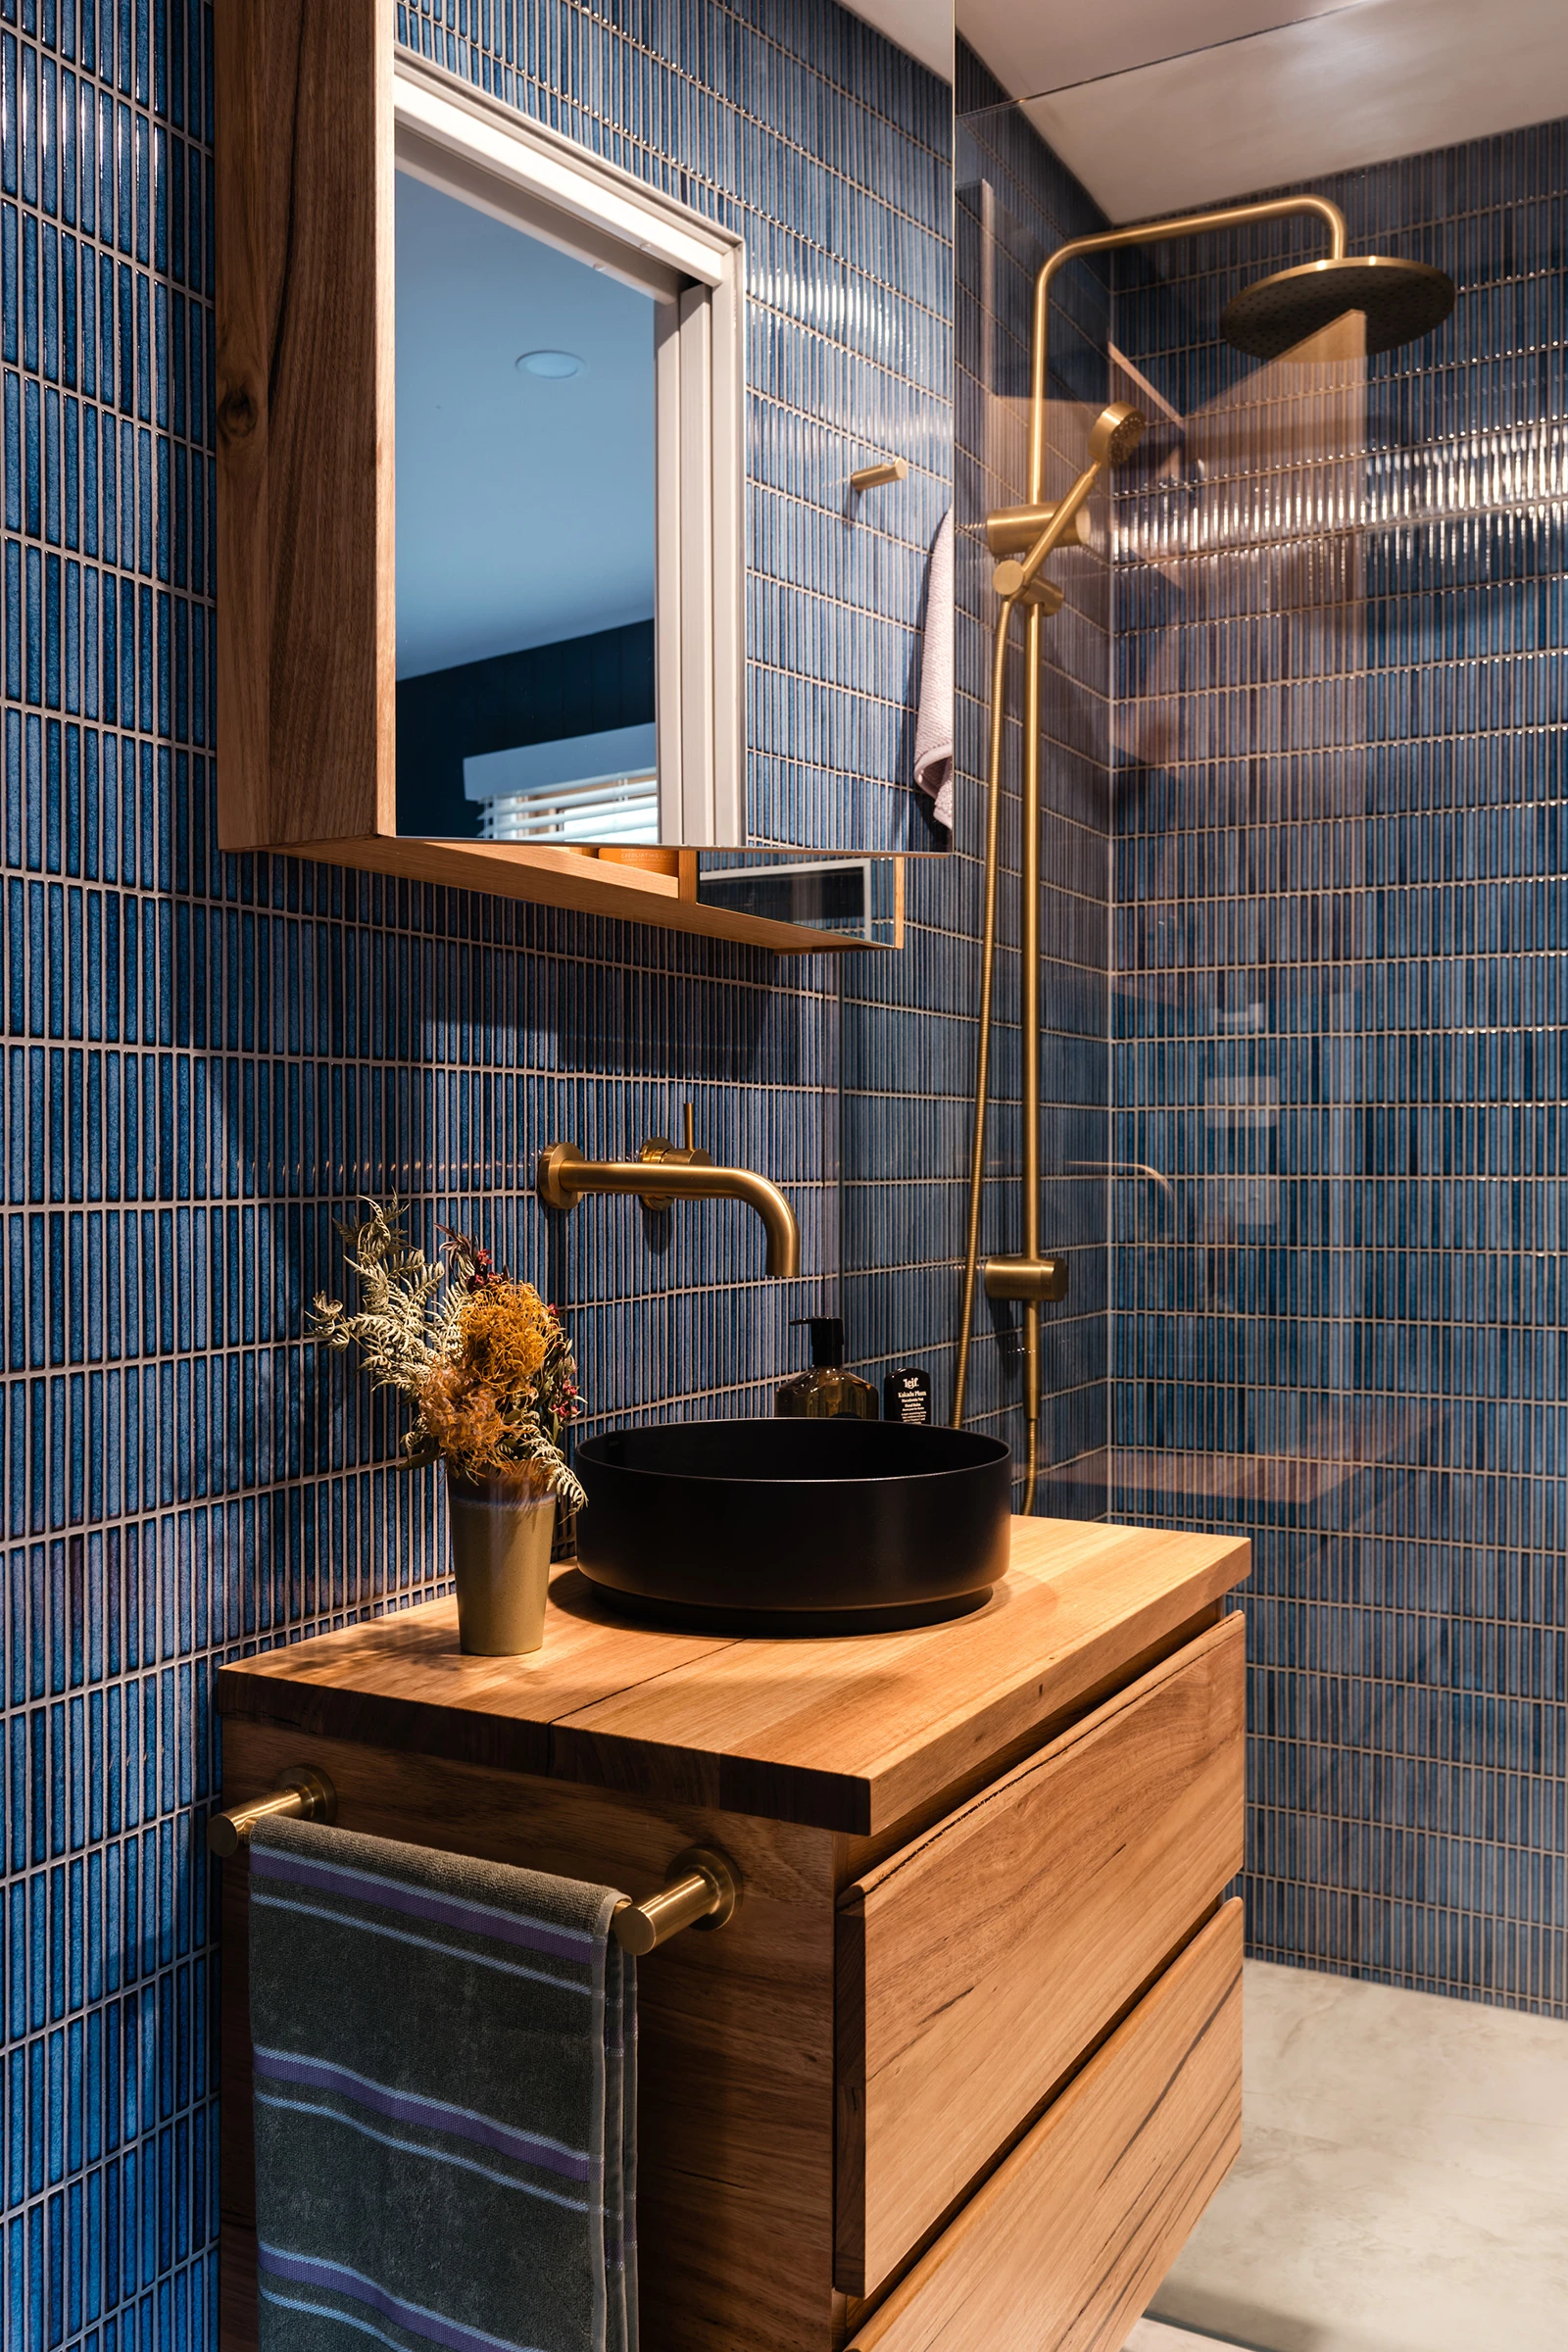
[1110,123,1568,2015]
[0,9,1054,2346]
[398,0,954,855]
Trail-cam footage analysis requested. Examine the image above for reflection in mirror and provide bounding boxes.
[395,171,658,844]
[695,855,903,948]
[385,9,952,859]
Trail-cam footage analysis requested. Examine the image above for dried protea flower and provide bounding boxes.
[456,1283,552,1396]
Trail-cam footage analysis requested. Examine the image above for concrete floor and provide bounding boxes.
[1125,2326,1230,2351]
[1127,1959,1568,2352]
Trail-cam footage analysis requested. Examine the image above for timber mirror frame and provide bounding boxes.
[216,3,791,927]
[214,3,937,944]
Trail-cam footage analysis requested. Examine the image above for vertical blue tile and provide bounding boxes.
[1105,97,1568,2015]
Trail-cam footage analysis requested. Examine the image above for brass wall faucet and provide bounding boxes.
[538,1104,801,1278]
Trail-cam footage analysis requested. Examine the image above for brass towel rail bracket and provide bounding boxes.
[611,1846,739,1953]
[208,1765,337,1856]
[208,1771,742,1954]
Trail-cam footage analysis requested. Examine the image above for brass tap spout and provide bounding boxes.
[537,1116,801,1279]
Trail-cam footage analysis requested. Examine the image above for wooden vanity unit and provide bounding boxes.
[216,1515,1250,2352]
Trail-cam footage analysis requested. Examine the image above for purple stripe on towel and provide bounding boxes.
[250,1846,596,1967]
[258,2244,527,2352]
[252,2049,593,2182]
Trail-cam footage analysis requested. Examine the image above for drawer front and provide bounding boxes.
[845,1898,1244,2352]
[836,1612,1245,2296]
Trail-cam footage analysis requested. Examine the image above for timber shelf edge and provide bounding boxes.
[244,833,891,954]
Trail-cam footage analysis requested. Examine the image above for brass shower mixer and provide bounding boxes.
[991,402,1145,601]
[985,503,1092,559]
[984,1256,1068,1304]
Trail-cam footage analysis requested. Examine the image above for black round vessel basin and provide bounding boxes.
[574,1418,1012,1634]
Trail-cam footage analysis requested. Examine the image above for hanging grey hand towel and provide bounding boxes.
[912,508,954,829]
[248,1816,637,2352]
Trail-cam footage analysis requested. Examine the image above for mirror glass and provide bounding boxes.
[395,172,659,846]
[393,9,955,855]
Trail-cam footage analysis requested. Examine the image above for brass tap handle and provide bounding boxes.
[208,1766,337,1857]
[612,1845,740,1955]
[637,1102,712,1207]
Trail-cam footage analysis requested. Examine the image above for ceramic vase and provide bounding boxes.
[445,1470,557,1654]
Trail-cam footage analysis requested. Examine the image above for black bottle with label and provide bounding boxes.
[883,1367,932,1425]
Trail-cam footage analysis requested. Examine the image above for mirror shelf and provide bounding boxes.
[276,835,896,954]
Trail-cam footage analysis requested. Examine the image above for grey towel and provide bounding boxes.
[248,1817,637,2352]
[912,508,954,829]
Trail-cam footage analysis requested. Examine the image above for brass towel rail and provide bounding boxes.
[207,1769,741,1953]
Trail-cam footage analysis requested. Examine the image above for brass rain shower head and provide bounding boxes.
[1221,253,1455,360]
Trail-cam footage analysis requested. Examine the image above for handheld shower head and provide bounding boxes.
[1087,400,1147,467]
[992,403,1147,601]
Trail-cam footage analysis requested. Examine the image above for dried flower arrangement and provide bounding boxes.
[310,1200,585,1507]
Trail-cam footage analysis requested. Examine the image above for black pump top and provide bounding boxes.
[793,1315,845,1367]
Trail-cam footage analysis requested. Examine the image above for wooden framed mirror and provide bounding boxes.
[214,2,954,942]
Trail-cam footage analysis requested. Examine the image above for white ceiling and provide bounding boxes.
[958,0,1568,220]
[843,0,953,81]
[395,172,656,679]
[957,0,1348,108]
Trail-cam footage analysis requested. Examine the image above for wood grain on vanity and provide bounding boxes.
[843,1900,1246,2352]
[835,1612,1246,2298]
[215,1514,1250,2352]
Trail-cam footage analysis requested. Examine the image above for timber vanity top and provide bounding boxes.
[217,1513,1250,1836]
[217,1513,1251,2352]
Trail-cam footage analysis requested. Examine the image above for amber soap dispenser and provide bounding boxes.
[775,1317,879,1420]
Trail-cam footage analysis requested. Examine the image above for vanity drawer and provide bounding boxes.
[835,1611,1245,2296]
[843,1897,1244,2352]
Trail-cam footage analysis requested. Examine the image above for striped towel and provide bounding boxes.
[248,1817,636,2352]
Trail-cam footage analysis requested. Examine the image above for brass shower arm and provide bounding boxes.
[1026,194,1349,501]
